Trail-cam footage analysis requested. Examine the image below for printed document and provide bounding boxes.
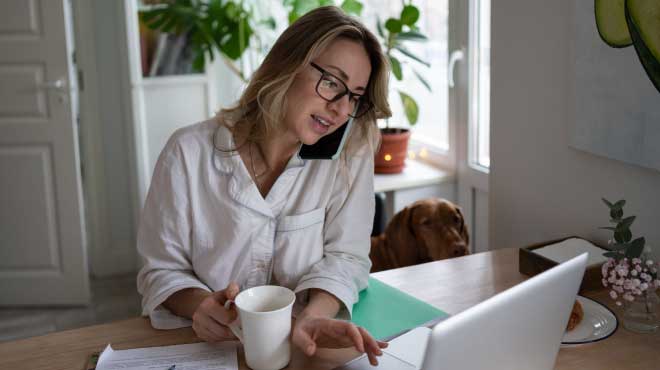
[96,341,238,370]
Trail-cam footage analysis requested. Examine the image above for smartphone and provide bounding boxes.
[298,116,354,160]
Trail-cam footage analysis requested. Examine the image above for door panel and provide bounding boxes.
[0,0,89,305]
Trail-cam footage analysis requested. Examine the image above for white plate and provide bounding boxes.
[561,295,618,346]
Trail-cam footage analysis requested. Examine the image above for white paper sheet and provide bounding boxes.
[96,342,238,370]
[532,238,608,266]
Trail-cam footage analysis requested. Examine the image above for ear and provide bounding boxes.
[456,207,470,247]
[384,205,419,267]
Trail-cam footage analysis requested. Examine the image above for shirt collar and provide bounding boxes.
[212,124,236,174]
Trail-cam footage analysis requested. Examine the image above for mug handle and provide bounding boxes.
[223,299,244,342]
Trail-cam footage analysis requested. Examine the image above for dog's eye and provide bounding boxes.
[453,215,461,224]
[420,218,431,225]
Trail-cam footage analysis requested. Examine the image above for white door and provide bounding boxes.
[0,0,90,305]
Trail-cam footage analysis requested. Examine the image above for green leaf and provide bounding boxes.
[389,56,402,80]
[400,5,420,26]
[399,91,419,125]
[616,216,636,232]
[192,50,205,72]
[413,68,432,92]
[625,237,645,259]
[614,229,632,243]
[602,197,613,208]
[341,0,363,15]
[288,10,300,24]
[610,208,623,220]
[385,18,403,34]
[393,45,430,67]
[395,30,428,42]
[260,16,276,30]
[612,199,626,210]
[376,18,385,38]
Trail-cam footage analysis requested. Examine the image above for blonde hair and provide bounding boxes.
[216,6,391,155]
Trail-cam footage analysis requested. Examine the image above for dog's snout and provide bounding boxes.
[452,244,468,257]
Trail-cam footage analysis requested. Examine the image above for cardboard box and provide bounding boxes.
[519,236,610,293]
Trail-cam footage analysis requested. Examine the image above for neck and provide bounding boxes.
[259,126,300,169]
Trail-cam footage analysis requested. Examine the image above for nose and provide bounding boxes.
[327,94,353,118]
[452,243,468,257]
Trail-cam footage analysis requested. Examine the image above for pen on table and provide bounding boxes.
[166,365,176,370]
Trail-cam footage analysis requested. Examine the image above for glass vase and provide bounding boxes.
[622,289,660,333]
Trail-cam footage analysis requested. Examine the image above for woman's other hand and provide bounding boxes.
[292,314,388,366]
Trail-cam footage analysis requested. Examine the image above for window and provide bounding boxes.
[361,0,450,153]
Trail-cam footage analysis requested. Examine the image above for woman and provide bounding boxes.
[137,6,391,366]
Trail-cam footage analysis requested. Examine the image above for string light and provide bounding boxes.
[384,154,392,161]
[419,147,428,159]
[408,150,416,160]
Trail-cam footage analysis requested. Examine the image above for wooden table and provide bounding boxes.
[1,248,658,370]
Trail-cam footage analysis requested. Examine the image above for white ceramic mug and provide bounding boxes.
[224,285,296,370]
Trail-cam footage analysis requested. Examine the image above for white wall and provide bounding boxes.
[490,0,660,261]
[83,0,137,276]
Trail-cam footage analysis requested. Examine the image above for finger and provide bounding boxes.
[344,324,365,353]
[357,327,382,356]
[193,321,222,342]
[225,282,240,300]
[206,300,237,325]
[378,341,389,349]
[292,326,317,356]
[196,312,236,340]
[367,350,379,367]
[212,282,240,304]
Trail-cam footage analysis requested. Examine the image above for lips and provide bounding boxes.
[311,114,336,127]
[310,114,336,135]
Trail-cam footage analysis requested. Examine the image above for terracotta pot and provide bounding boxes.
[374,128,411,174]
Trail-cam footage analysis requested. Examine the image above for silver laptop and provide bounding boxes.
[340,253,587,370]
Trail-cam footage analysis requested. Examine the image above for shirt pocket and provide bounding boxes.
[274,208,325,284]
[277,207,325,232]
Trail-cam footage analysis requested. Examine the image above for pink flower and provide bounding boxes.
[602,278,608,287]
[631,269,638,277]
[623,293,635,302]
[632,258,642,264]
[616,301,622,306]
[646,259,655,266]
[610,290,618,299]
[640,283,649,291]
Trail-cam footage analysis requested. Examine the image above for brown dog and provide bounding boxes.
[370,198,470,272]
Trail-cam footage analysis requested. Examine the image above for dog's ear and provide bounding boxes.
[384,205,419,267]
[456,207,470,247]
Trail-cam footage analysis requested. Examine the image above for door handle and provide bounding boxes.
[36,78,68,91]
[448,49,464,88]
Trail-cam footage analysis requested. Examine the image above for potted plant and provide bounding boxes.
[373,2,431,174]
[140,0,268,81]
[599,198,660,333]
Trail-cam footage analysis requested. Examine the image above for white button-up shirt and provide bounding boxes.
[137,119,375,328]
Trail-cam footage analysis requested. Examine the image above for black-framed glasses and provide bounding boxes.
[310,62,373,118]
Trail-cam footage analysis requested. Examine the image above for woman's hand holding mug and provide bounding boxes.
[191,282,240,342]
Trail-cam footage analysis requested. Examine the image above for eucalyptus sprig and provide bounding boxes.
[600,198,645,261]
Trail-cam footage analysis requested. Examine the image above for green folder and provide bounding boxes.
[351,277,449,340]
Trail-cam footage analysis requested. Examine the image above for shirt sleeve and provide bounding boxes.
[136,133,211,328]
[294,144,375,318]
